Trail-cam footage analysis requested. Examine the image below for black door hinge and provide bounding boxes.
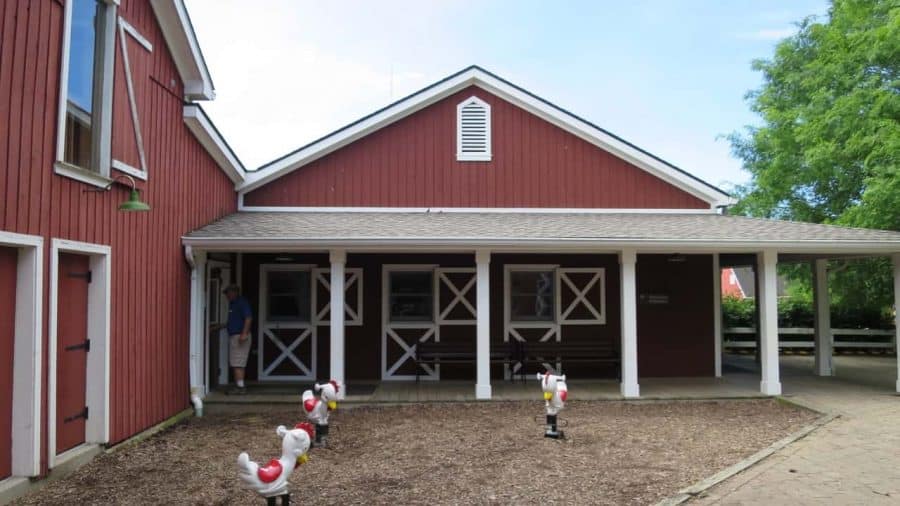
[64,406,89,423]
[65,339,91,352]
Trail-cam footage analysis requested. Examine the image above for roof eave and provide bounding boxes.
[150,0,215,101]
[180,236,900,255]
[183,104,246,184]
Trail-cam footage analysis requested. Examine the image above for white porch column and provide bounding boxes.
[813,259,834,376]
[187,248,207,397]
[619,249,639,398]
[329,249,346,397]
[713,253,723,377]
[758,250,781,395]
[475,250,492,399]
[893,253,900,393]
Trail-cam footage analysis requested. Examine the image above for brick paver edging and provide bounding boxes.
[655,412,839,506]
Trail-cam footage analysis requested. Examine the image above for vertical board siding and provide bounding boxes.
[245,86,709,209]
[0,247,16,479]
[0,0,237,472]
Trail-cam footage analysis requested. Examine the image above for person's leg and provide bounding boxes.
[228,334,249,393]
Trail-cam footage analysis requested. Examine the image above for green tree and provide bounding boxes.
[730,0,900,309]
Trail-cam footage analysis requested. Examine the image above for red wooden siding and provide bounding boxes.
[244,86,709,209]
[0,246,16,479]
[0,0,237,472]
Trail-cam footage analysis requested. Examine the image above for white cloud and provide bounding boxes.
[736,27,796,41]
[186,0,453,169]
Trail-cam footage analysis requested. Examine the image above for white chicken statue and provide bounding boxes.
[537,371,568,439]
[301,380,341,447]
[237,422,314,505]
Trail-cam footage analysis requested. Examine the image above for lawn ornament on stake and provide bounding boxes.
[537,371,568,439]
[301,380,341,447]
[237,422,314,505]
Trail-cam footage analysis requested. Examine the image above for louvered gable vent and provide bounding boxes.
[456,96,492,161]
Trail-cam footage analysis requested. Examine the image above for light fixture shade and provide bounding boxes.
[119,189,150,212]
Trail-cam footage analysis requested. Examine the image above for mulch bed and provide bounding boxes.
[14,400,816,505]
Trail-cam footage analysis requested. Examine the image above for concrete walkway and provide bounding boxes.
[695,354,900,505]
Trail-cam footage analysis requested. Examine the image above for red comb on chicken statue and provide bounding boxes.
[537,371,568,439]
[237,422,314,505]
[301,380,342,447]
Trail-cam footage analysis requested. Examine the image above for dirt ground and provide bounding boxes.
[14,400,816,506]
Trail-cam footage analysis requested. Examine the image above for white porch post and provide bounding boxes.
[475,250,492,399]
[329,249,346,397]
[892,253,900,393]
[187,248,207,397]
[713,253,723,377]
[758,250,781,395]
[813,259,834,376]
[619,249,639,398]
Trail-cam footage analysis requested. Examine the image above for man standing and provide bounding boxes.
[224,284,253,395]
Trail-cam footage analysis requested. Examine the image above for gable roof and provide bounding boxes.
[149,0,215,101]
[237,66,735,207]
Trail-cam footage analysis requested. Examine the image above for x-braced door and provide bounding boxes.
[381,267,476,380]
[258,265,316,381]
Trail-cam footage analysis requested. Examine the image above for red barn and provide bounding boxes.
[185,67,900,403]
[3,2,900,499]
[0,0,243,494]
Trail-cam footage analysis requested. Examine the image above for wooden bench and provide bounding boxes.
[414,340,523,380]
[521,341,620,378]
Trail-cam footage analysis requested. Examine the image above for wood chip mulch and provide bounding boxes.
[13,399,816,505]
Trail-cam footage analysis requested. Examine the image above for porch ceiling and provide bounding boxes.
[182,211,900,253]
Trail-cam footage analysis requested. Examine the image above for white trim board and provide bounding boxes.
[237,205,717,214]
[148,0,214,100]
[237,66,734,207]
[180,237,900,255]
[0,232,43,478]
[47,239,112,469]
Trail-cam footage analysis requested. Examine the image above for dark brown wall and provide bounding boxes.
[240,253,628,381]
[244,85,709,210]
[0,0,237,468]
[636,254,715,377]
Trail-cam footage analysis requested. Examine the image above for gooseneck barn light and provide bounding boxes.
[85,174,150,212]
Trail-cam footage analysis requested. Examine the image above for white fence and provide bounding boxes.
[724,327,896,352]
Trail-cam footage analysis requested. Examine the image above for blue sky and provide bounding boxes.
[186,0,829,190]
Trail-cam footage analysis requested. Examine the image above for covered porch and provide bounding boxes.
[182,211,900,400]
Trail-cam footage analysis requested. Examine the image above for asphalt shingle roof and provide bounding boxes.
[184,212,900,247]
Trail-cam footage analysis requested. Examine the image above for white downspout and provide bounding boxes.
[185,245,205,416]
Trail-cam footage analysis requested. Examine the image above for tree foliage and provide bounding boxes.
[730,0,900,309]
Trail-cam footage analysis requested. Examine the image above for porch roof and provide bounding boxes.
[183,211,900,254]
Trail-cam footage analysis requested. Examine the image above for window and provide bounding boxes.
[456,96,491,161]
[389,271,433,322]
[56,0,116,184]
[266,271,311,322]
[509,269,555,321]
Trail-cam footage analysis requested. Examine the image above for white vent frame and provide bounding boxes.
[456,96,492,161]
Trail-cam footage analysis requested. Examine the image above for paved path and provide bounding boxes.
[695,355,900,505]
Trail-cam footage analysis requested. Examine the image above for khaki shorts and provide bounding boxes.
[229,334,251,367]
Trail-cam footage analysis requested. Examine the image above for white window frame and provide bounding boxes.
[456,95,492,162]
[54,0,119,188]
[47,239,112,469]
[0,232,43,486]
